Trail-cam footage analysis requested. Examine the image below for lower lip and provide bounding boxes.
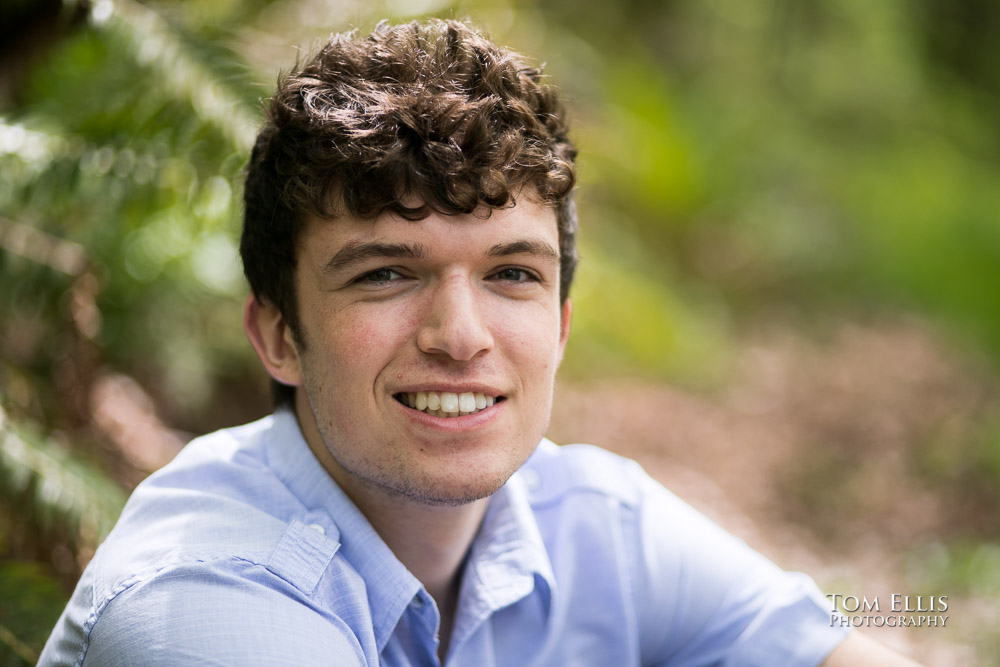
[393,397,504,430]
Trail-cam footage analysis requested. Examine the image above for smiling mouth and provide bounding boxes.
[394,391,503,418]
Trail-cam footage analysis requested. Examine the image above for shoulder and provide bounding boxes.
[94,416,299,588]
[77,558,366,666]
[520,440,848,665]
[40,416,367,666]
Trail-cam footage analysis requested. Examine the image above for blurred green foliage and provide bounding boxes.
[0,407,126,664]
[2,0,1000,661]
[0,409,126,548]
[0,562,67,665]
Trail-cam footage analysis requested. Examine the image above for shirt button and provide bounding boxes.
[413,595,424,608]
[307,523,326,535]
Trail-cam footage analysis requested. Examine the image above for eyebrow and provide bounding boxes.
[322,241,427,275]
[321,237,560,276]
[486,239,560,262]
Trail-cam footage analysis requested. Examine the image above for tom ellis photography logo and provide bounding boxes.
[827,594,949,628]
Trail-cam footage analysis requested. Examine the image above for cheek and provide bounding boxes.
[492,305,562,364]
[338,321,384,357]
[309,305,415,382]
[304,319,387,425]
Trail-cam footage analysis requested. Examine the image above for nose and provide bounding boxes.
[417,276,494,361]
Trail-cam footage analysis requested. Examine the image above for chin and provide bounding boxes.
[372,467,514,507]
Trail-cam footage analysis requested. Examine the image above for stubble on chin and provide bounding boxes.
[335,446,518,508]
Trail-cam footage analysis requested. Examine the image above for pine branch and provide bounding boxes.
[93,0,259,152]
[0,406,126,552]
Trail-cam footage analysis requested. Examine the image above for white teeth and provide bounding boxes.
[400,390,499,417]
[440,392,459,413]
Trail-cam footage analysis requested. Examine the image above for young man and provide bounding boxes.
[42,19,917,666]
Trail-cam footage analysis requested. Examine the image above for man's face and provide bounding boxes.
[287,199,570,507]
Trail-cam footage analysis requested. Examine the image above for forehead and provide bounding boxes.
[297,199,559,258]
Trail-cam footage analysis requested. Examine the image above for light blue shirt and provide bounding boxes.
[41,410,847,666]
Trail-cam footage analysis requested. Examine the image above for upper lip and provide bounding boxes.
[390,382,506,397]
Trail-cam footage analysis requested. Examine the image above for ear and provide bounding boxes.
[243,293,303,387]
[556,298,572,365]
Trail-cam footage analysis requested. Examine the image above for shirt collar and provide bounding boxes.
[452,467,556,649]
[265,409,422,653]
[264,409,555,653]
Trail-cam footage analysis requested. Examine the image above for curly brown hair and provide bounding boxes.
[241,19,578,408]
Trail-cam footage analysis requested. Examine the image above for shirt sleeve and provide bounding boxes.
[80,563,366,666]
[630,464,849,666]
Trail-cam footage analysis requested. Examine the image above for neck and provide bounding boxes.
[354,485,487,605]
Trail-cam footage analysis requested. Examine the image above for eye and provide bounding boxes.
[491,267,539,283]
[356,268,404,284]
